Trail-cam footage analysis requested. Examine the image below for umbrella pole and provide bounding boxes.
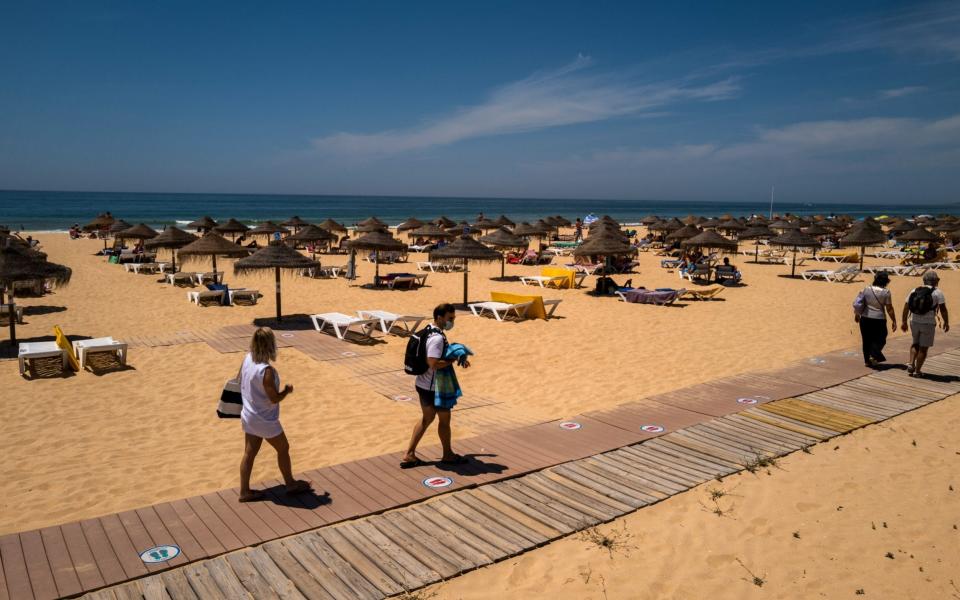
[500,254,505,279]
[755,242,760,263]
[859,245,865,271]
[375,250,380,285]
[212,254,218,278]
[172,249,177,273]
[463,258,468,304]
[8,307,15,346]
[791,247,797,277]
[275,266,282,322]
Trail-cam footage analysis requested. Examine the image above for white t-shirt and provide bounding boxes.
[414,330,446,391]
[239,353,283,439]
[907,286,946,325]
[861,285,891,320]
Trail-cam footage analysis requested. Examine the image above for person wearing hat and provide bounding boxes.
[855,272,896,367]
[901,270,949,377]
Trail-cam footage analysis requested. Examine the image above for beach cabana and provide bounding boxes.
[0,239,72,344]
[640,215,660,226]
[186,216,218,233]
[178,232,250,277]
[839,225,886,270]
[479,227,528,278]
[212,218,250,240]
[144,227,197,272]
[347,230,407,285]
[717,219,746,235]
[430,235,502,304]
[286,225,336,259]
[234,241,319,321]
[769,229,821,277]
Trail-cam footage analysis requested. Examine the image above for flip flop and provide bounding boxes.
[400,458,425,469]
[238,490,266,503]
[284,480,312,495]
[440,454,469,466]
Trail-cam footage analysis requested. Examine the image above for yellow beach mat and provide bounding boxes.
[540,266,576,289]
[53,325,80,371]
[490,291,547,320]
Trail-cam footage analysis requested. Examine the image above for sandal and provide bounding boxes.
[440,454,469,466]
[284,480,312,495]
[238,490,266,503]
[400,458,426,469]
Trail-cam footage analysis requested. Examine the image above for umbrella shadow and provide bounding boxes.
[489,276,522,282]
[21,305,68,316]
[252,314,315,331]
[357,284,432,292]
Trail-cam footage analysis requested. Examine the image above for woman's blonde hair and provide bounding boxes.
[250,327,277,364]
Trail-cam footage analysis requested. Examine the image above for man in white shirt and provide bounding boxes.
[901,270,949,377]
[401,303,471,468]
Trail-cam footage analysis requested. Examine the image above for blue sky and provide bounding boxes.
[1,1,958,203]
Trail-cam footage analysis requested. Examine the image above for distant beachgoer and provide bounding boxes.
[575,218,583,242]
[856,272,895,367]
[478,212,484,222]
[401,303,470,468]
[901,271,949,377]
[238,327,311,502]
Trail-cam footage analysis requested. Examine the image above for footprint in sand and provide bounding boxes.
[706,553,735,567]
[796,502,820,512]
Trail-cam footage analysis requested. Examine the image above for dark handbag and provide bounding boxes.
[217,378,242,418]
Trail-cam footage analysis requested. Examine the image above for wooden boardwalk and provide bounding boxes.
[2,335,959,599]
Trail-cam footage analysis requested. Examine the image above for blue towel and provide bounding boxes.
[434,343,473,409]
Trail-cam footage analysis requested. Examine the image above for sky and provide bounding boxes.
[1,1,959,204]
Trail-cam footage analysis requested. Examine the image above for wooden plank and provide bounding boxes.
[110,580,145,600]
[439,494,534,551]
[706,419,805,452]
[738,409,837,439]
[79,518,133,585]
[641,438,742,473]
[386,509,490,571]
[197,494,262,547]
[171,498,238,555]
[483,483,589,531]
[256,482,317,534]
[315,527,403,596]
[534,470,635,515]
[610,446,711,487]
[322,464,390,514]
[216,489,290,540]
[339,459,425,505]
[547,464,648,510]
[295,533,382,600]
[115,510,166,573]
[589,453,690,495]
[83,589,119,600]
[367,517,461,580]
[279,537,361,600]
[18,530,58,600]
[59,522,106,592]
[414,504,507,562]
[0,533,34,600]
[515,473,621,522]
[38,527,83,598]
[157,566,200,600]
[377,512,474,575]
[181,562,228,599]
[203,558,252,599]
[136,506,191,566]
[140,574,172,600]
[567,459,671,502]
[456,491,553,544]
[261,542,333,600]
[297,470,367,521]
[346,520,437,588]
[223,552,282,600]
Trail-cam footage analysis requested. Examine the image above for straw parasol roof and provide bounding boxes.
[356,222,389,233]
[666,225,701,241]
[479,228,528,248]
[108,219,133,234]
[347,230,406,251]
[144,226,198,271]
[739,225,775,240]
[82,213,115,232]
[839,224,887,269]
[534,219,556,232]
[512,222,548,237]
[396,217,425,232]
[282,216,307,228]
[552,216,572,227]
[932,222,960,233]
[889,220,916,234]
[186,216,218,231]
[213,218,250,234]
[288,224,335,243]
[317,218,348,233]
[433,216,456,228]
[473,218,500,231]
[0,240,72,343]
[896,227,938,243]
[493,215,515,227]
[178,232,250,274]
[572,232,636,257]
[768,219,798,231]
[248,221,290,236]
[717,219,746,232]
[430,236,503,303]
[116,223,159,240]
[801,223,831,237]
[681,230,738,251]
[234,241,320,321]
[700,217,722,229]
[640,215,660,225]
[409,224,455,238]
[770,229,821,276]
[654,217,685,232]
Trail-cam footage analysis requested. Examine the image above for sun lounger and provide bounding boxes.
[73,337,128,370]
[1,303,24,324]
[187,289,226,306]
[357,310,426,334]
[519,275,568,289]
[195,272,225,285]
[416,261,461,272]
[616,288,686,305]
[228,289,260,304]
[385,273,428,289]
[874,250,908,259]
[679,264,713,283]
[309,312,380,340]
[468,301,533,321]
[165,272,197,286]
[566,263,604,275]
[542,299,562,318]
[18,341,67,376]
[681,287,724,301]
[800,266,860,282]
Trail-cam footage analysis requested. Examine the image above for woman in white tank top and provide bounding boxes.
[238,327,311,502]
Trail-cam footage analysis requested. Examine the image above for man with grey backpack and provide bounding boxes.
[901,270,949,378]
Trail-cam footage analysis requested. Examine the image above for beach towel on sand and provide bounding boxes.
[434,343,473,409]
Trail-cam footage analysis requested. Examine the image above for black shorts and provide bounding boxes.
[416,386,449,412]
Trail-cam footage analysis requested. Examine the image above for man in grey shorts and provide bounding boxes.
[901,270,949,377]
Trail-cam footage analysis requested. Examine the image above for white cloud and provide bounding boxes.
[880,86,927,99]
[311,56,739,157]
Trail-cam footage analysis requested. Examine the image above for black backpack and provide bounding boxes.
[404,324,444,375]
[908,286,935,315]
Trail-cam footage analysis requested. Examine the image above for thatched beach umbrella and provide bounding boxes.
[666,225,701,241]
[839,225,887,270]
[480,227,529,278]
[108,219,133,235]
[896,227,938,244]
[213,218,250,240]
[356,222,389,233]
[473,218,500,232]
[1,239,72,344]
[347,230,406,284]
[356,216,387,228]
[82,213,115,233]
[144,227,197,272]
[286,224,336,258]
[234,241,319,321]
[717,219,746,234]
[282,216,307,233]
[739,225,776,263]
[681,230,738,253]
[493,215,515,228]
[889,220,916,234]
[640,215,660,225]
[433,216,457,229]
[552,216,572,227]
[410,223,455,241]
[115,223,159,242]
[186,216,218,233]
[317,219,348,234]
[770,229,821,277]
[396,217,425,233]
[248,221,290,241]
[178,232,250,276]
[430,235,502,303]
[512,222,548,239]
[572,231,636,258]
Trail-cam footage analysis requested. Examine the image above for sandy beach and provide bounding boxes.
[1,230,958,595]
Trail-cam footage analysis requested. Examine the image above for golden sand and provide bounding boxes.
[1,232,957,597]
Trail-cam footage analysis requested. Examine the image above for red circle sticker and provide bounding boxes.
[423,476,453,489]
[640,424,664,433]
[281,333,295,338]
[736,397,758,405]
[341,351,357,357]
[559,421,582,430]
[393,394,412,402]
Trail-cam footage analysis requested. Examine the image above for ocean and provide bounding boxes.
[1,190,955,232]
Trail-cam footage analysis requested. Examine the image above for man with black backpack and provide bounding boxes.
[400,303,471,468]
[901,270,949,378]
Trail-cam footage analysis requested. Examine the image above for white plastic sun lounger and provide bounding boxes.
[468,301,533,321]
[519,275,568,288]
[166,272,197,286]
[228,289,260,304]
[357,310,426,334]
[387,274,428,289]
[73,337,128,370]
[1,303,24,324]
[543,299,563,318]
[801,266,859,282]
[862,265,910,276]
[187,289,226,306]
[309,312,380,340]
[18,341,67,376]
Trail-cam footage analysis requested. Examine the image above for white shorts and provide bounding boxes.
[241,414,284,439]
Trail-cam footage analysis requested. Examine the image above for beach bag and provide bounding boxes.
[404,324,442,376]
[908,286,935,315]
[852,291,866,316]
[217,378,242,418]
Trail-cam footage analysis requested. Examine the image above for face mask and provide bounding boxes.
[442,320,455,331]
